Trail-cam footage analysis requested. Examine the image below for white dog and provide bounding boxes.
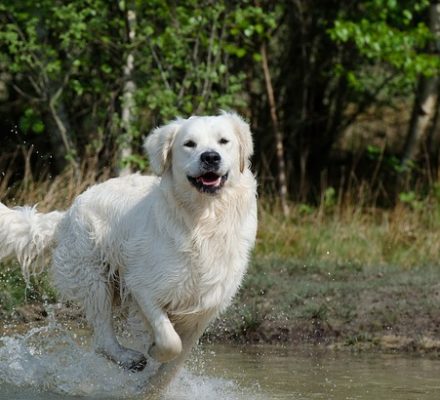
[0,112,257,392]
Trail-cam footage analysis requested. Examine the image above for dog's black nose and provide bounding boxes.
[200,151,221,166]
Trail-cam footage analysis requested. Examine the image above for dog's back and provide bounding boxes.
[50,174,160,299]
[0,174,159,281]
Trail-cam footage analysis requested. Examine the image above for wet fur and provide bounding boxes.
[0,112,257,393]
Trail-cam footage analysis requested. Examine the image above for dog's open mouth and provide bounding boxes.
[187,172,228,194]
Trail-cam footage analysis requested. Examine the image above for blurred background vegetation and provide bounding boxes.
[2,0,440,206]
[2,0,440,346]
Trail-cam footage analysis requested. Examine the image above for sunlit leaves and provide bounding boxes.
[328,0,439,95]
[132,1,275,120]
[19,108,44,134]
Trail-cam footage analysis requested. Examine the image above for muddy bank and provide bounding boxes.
[2,259,440,354]
[206,258,440,354]
[3,303,440,354]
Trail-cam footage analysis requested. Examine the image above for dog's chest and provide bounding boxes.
[164,221,247,315]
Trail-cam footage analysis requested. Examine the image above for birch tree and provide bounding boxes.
[261,43,289,216]
[119,0,137,176]
[401,2,440,168]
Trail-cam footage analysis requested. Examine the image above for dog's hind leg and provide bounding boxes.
[52,251,147,370]
[85,279,147,371]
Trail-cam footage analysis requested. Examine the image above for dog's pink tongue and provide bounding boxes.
[199,175,221,186]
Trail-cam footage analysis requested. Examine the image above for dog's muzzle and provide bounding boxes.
[187,151,228,194]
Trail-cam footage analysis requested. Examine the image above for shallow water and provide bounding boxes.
[1,323,440,400]
[202,345,440,399]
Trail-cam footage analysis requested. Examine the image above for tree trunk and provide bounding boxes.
[119,0,137,176]
[34,21,79,174]
[401,3,440,168]
[427,82,440,158]
[261,43,289,216]
[45,97,79,174]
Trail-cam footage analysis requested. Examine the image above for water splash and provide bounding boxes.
[0,323,261,400]
[0,323,148,397]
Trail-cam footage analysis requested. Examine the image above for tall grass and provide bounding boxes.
[0,149,111,210]
[257,188,440,269]
[3,155,440,347]
[2,153,440,314]
[2,153,440,270]
[0,153,112,313]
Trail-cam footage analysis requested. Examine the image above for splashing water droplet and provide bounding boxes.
[0,324,260,399]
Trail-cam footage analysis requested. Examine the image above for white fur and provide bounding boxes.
[0,112,257,393]
[0,203,64,282]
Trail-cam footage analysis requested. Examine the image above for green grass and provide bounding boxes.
[0,263,28,312]
[255,199,440,268]
[0,261,56,315]
[208,256,440,349]
[205,198,440,348]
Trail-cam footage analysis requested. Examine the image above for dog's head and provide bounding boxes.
[144,112,253,195]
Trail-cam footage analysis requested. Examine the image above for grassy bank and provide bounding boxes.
[2,172,440,351]
[210,258,440,352]
[206,200,440,351]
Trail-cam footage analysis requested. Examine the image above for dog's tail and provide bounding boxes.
[0,202,65,282]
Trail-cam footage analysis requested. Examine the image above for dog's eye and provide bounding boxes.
[219,138,229,145]
[184,140,196,148]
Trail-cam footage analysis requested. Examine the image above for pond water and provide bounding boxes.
[1,323,440,400]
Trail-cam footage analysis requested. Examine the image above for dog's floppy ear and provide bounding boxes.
[223,111,254,173]
[144,119,183,175]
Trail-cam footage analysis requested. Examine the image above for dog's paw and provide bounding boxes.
[97,345,147,372]
[116,348,148,371]
[119,354,147,372]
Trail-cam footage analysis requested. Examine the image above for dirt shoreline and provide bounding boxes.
[2,258,440,355]
[2,300,440,355]
[207,319,440,354]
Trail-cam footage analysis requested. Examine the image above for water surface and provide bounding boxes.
[1,323,440,399]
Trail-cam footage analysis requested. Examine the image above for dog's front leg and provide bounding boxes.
[131,289,182,363]
[146,312,214,396]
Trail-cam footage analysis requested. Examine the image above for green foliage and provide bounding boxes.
[398,191,423,210]
[328,0,439,96]
[298,203,314,215]
[323,187,337,210]
[134,1,275,120]
[227,4,277,60]
[0,262,55,312]
[0,1,102,89]
[0,0,275,171]
[119,154,148,171]
[20,108,45,134]
[1,0,440,201]
[0,263,27,311]
[366,145,408,173]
